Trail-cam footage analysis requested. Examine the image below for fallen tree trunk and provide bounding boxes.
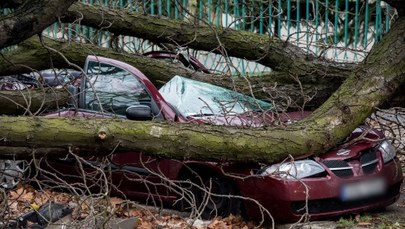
[0,37,342,111]
[0,36,403,115]
[0,17,404,162]
[62,2,354,80]
[1,0,354,83]
[0,0,353,82]
[1,1,398,112]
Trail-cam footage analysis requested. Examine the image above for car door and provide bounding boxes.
[82,58,153,117]
[79,56,180,200]
[43,56,181,201]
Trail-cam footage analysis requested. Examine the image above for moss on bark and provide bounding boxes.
[0,88,68,115]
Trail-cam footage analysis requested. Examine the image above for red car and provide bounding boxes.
[2,55,403,223]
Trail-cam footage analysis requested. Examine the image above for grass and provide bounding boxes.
[336,217,356,228]
[336,213,405,229]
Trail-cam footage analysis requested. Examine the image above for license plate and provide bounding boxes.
[341,178,386,201]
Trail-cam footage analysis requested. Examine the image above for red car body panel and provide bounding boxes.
[239,144,402,221]
[42,55,403,223]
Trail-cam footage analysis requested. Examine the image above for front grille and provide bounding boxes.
[332,169,354,178]
[323,160,349,168]
[360,149,378,174]
[291,182,402,214]
[322,148,379,178]
[323,160,353,178]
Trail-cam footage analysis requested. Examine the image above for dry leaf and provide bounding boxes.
[208,219,229,229]
[357,222,372,226]
[110,197,124,207]
[125,209,142,217]
[19,191,34,202]
[137,220,153,229]
[8,201,18,212]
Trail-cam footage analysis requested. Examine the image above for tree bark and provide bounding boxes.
[0,17,404,162]
[0,88,68,115]
[0,0,76,48]
[0,0,23,8]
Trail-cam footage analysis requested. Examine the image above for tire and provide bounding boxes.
[192,174,241,219]
[0,160,29,189]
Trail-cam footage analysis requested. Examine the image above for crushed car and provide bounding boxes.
[0,55,403,223]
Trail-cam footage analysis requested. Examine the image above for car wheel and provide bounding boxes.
[0,160,28,189]
[193,175,241,219]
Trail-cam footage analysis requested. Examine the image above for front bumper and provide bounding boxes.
[238,158,403,222]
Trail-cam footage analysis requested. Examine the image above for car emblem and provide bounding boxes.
[337,149,351,156]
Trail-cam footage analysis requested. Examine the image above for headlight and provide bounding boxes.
[379,140,396,163]
[260,159,325,179]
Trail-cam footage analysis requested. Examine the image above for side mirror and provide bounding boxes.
[126,105,152,120]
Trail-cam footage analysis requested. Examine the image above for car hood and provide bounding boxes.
[318,126,384,160]
[159,75,312,127]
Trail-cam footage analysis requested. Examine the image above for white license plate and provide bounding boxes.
[341,178,386,201]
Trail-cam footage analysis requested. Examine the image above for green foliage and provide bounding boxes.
[336,217,356,228]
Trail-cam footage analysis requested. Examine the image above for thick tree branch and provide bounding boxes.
[1,36,403,112]
[0,88,68,115]
[0,37,342,110]
[0,0,76,48]
[62,2,354,80]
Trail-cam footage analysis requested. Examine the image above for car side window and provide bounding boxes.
[84,61,152,116]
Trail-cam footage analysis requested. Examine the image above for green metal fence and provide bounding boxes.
[2,0,396,75]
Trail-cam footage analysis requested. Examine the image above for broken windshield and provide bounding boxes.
[158,76,272,117]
